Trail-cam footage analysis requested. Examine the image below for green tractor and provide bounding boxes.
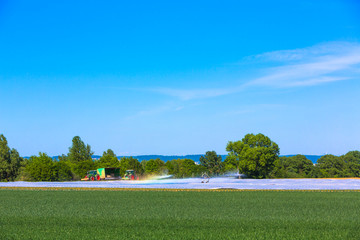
[123,170,139,180]
[81,168,121,181]
[81,170,100,181]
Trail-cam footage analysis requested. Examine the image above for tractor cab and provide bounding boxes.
[123,170,138,180]
[81,170,99,181]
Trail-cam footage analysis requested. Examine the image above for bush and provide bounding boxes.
[55,161,73,181]
[271,155,314,178]
[144,159,167,175]
[25,153,58,181]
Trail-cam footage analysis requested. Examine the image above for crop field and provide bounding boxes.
[1,178,360,190]
[0,189,359,240]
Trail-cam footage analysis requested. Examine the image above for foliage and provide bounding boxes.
[199,151,222,175]
[271,155,314,178]
[57,154,68,162]
[119,157,143,176]
[166,159,204,178]
[71,159,95,179]
[165,159,180,176]
[0,134,23,181]
[67,136,94,178]
[315,154,350,178]
[23,153,73,181]
[222,155,238,173]
[140,160,147,171]
[1,190,359,240]
[96,149,119,168]
[144,158,166,175]
[341,151,360,177]
[2,133,360,181]
[55,161,73,181]
[226,133,280,178]
[25,153,58,181]
[68,136,93,163]
[342,150,360,164]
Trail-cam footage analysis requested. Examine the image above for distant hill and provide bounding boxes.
[27,154,323,164]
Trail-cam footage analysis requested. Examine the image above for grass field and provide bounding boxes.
[0,189,359,239]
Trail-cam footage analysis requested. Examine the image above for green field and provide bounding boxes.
[0,189,359,239]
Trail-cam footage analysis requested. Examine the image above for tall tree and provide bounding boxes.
[0,134,11,180]
[226,133,279,178]
[67,136,94,178]
[68,136,93,163]
[97,149,119,168]
[0,134,23,181]
[199,151,222,175]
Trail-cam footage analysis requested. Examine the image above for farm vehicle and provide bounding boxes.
[123,169,139,180]
[81,168,121,181]
[81,168,139,181]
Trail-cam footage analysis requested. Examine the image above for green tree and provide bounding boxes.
[0,134,23,181]
[57,154,68,162]
[97,149,119,168]
[195,164,207,176]
[166,159,201,178]
[315,154,348,178]
[226,133,279,179]
[271,155,314,178]
[0,134,10,181]
[144,159,166,175]
[55,161,73,181]
[341,151,360,177]
[8,148,23,180]
[67,136,94,178]
[25,153,58,181]
[119,157,143,176]
[179,159,198,177]
[222,156,238,173]
[199,151,222,175]
[166,159,180,176]
[140,160,147,172]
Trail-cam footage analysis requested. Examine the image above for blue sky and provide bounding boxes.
[0,0,360,156]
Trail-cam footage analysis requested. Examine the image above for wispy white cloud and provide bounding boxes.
[149,41,360,100]
[151,87,242,101]
[130,42,360,117]
[249,42,360,87]
[249,41,360,62]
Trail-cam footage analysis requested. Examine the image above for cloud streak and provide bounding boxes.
[152,41,360,100]
[151,87,243,101]
[249,43,360,87]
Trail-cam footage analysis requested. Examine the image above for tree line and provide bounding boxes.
[0,133,359,181]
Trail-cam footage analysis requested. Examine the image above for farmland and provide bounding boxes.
[1,189,359,239]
